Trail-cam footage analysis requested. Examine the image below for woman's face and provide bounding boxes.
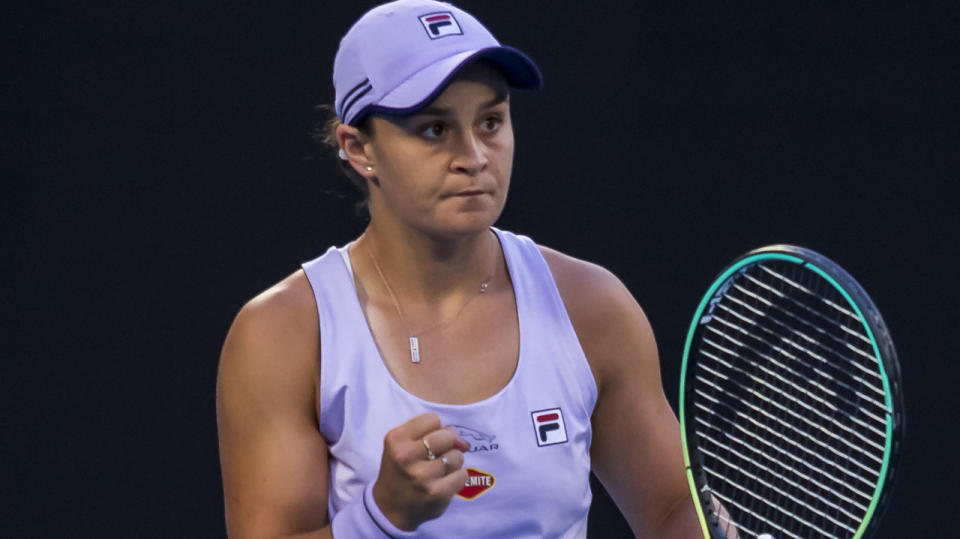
[364,63,514,239]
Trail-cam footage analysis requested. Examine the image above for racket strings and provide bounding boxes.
[699,309,888,466]
[715,283,883,486]
[757,265,863,327]
[700,460,855,536]
[723,273,888,417]
[692,395,875,505]
[722,286,885,398]
[694,415,870,515]
[697,342,885,466]
[697,396,870,519]
[696,426,867,531]
[753,265,879,372]
[702,319,887,453]
[691,261,889,538]
[707,305,884,436]
[717,286,890,426]
[725,281,885,407]
[694,379,877,493]
[709,297,886,425]
[743,266,889,424]
[706,488,803,539]
[736,272,883,386]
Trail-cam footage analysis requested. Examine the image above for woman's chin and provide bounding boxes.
[422,214,500,240]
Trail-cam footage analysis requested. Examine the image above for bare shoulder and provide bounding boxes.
[218,268,320,418]
[537,245,634,316]
[231,269,318,344]
[218,268,320,416]
[537,245,657,390]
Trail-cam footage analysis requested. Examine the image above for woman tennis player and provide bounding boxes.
[216,1,701,536]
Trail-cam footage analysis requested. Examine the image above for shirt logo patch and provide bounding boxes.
[457,467,495,500]
[451,425,499,453]
[531,408,568,446]
[418,11,463,39]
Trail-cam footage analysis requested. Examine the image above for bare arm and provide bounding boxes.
[216,271,332,538]
[543,248,702,538]
[216,271,470,537]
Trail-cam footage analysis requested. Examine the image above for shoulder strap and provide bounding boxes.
[493,228,599,416]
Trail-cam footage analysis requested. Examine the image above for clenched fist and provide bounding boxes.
[373,413,471,531]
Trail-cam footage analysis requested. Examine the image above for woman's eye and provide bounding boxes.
[421,123,446,139]
[481,116,502,132]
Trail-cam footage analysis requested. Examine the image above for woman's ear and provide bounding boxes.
[336,123,377,181]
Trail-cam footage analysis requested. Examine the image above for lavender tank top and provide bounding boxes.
[302,228,598,538]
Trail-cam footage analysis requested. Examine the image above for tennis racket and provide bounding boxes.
[678,245,904,539]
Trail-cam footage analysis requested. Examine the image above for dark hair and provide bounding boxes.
[312,104,375,217]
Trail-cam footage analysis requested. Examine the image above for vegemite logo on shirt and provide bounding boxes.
[456,467,495,500]
[418,11,463,39]
[451,424,499,453]
[531,408,568,446]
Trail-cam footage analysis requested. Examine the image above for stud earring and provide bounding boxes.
[366,166,373,172]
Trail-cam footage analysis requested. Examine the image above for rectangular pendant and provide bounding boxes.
[409,337,420,363]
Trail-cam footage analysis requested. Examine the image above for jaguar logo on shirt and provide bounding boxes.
[451,425,499,453]
[531,407,568,446]
[456,467,496,500]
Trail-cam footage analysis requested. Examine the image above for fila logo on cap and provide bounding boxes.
[531,408,567,447]
[418,11,463,39]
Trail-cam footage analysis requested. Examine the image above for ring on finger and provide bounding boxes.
[422,438,436,460]
[440,455,450,474]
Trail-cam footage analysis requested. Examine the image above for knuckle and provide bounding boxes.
[398,468,416,483]
[396,444,420,466]
[384,427,401,447]
[410,461,433,483]
[425,482,447,498]
[436,429,455,445]
[440,450,462,470]
[423,412,441,428]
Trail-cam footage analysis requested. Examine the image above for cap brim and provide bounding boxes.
[354,46,542,124]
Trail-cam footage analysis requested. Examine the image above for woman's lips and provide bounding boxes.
[452,190,485,197]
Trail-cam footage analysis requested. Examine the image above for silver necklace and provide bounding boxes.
[363,233,496,364]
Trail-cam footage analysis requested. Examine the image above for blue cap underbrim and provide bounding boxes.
[348,46,542,126]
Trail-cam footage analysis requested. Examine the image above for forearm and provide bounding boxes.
[657,495,741,539]
[655,494,705,539]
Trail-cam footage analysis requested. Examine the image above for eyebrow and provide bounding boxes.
[416,91,509,117]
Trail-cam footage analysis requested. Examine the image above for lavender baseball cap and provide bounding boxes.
[333,0,542,126]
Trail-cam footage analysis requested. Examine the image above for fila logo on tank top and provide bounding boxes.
[532,408,568,446]
[302,228,598,538]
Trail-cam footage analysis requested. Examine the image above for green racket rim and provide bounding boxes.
[679,248,898,539]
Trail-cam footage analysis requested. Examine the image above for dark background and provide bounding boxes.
[6,1,957,536]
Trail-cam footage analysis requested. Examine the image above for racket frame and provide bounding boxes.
[678,245,904,539]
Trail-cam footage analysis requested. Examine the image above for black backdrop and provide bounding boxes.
[6,1,958,537]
